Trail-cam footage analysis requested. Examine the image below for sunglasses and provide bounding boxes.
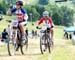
[16,3,20,6]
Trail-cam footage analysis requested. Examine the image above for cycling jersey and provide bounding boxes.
[11,8,28,21]
[38,17,54,28]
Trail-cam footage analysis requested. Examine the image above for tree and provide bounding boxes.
[55,0,67,2]
[38,0,49,5]
[24,5,40,21]
[0,1,7,14]
[61,6,74,26]
[31,7,40,21]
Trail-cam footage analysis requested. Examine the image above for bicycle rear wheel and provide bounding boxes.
[20,34,28,55]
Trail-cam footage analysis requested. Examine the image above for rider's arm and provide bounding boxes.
[6,8,12,16]
[24,13,28,21]
[38,18,44,25]
[49,17,54,27]
[6,8,16,16]
[21,9,28,21]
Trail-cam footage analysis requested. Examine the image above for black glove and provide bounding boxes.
[24,24,27,26]
[51,26,53,28]
[36,26,39,29]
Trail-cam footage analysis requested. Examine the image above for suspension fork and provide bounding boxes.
[12,29,18,44]
[43,31,47,49]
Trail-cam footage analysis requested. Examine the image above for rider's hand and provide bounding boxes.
[51,26,53,28]
[36,26,39,29]
[6,8,12,16]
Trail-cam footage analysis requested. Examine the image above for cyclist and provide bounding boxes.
[37,11,54,40]
[37,11,54,51]
[6,1,28,43]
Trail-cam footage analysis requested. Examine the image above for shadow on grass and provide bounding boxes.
[23,53,42,56]
[0,53,42,57]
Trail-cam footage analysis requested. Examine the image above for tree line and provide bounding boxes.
[0,0,75,26]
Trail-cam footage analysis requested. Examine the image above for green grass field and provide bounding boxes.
[53,26,75,60]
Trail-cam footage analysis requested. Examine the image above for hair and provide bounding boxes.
[3,28,6,32]
[16,0,23,6]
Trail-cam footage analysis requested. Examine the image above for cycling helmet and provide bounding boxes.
[16,1,23,6]
[43,11,49,17]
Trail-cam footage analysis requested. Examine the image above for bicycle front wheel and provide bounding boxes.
[7,40,17,56]
[46,35,51,53]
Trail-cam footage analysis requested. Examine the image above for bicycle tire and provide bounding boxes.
[20,34,28,55]
[40,36,43,54]
[46,34,52,53]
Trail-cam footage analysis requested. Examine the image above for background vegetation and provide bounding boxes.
[0,0,75,26]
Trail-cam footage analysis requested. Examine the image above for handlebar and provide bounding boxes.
[36,26,53,30]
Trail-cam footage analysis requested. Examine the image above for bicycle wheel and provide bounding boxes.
[46,34,51,53]
[7,40,17,56]
[40,35,47,54]
[40,37,43,54]
[47,38,51,53]
[20,34,28,55]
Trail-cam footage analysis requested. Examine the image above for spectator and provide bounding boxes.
[1,28,8,42]
[69,33,72,39]
[64,32,68,39]
[34,30,37,38]
[25,28,28,36]
[72,32,75,39]
[6,25,11,35]
[72,31,75,45]
[32,30,34,39]
[0,12,3,20]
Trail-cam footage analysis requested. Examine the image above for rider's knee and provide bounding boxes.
[50,28,53,33]
[19,23,23,27]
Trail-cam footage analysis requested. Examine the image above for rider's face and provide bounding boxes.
[16,3,21,9]
[44,16,48,19]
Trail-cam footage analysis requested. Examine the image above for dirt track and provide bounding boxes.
[0,37,52,60]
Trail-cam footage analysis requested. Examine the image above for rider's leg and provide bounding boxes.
[51,28,54,40]
[50,28,54,48]
[19,23,25,40]
[19,21,27,40]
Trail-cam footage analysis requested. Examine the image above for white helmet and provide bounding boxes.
[43,11,49,17]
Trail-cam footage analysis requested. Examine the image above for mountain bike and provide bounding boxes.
[6,20,28,56]
[37,26,53,54]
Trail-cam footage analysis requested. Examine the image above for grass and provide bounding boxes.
[53,40,75,60]
[53,26,75,60]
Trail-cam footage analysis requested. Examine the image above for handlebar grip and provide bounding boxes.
[36,26,41,29]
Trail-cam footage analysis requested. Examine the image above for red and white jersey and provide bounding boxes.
[38,17,54,28]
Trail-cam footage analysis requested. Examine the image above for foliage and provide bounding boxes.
[0,0,75,26]
[38,0,49,5]
[0,1,7,14]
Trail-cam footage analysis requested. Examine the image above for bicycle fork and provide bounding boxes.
[12,30,18,55]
